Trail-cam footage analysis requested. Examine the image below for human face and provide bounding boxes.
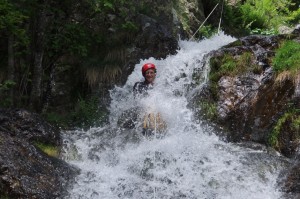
[144,69,156,84]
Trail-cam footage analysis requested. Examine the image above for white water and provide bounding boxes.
[63,33,286,199]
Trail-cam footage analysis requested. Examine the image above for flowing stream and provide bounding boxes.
[63,33,289,199]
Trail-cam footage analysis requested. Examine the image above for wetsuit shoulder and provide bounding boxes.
[133,81,148,95]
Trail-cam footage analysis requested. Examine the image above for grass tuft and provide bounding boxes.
[273,40,300,85]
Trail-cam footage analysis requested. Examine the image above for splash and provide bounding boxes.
[64,32,286,199]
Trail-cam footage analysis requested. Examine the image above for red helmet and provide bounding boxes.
[142,63,156,76]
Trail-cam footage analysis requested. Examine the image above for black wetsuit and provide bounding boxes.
[133,81,153,97]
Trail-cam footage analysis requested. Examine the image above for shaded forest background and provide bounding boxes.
[0,0,299,128]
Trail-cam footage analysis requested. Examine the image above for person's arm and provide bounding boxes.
[133,82,140,97]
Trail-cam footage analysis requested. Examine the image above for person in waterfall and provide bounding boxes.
[133,63,156,97]
[133,63,166,137]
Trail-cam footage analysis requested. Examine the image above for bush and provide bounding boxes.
[224,0,298,35]
[70,96,108,128]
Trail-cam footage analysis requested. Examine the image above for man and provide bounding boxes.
[133,63,166,137]
[133,63,156,96]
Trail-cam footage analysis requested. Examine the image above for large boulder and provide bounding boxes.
[0,109,78,198]
[193,30,300,157]
[0,108,61,146]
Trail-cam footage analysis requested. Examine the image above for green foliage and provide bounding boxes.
[121,21,138,31]
[0,80,16,107]
[222,3,247,36]
[103,0,114,10]
[197,25,217,39]
[250,28,277,35]
[273,40,300,73]
[50,23,90,57]
[240,0,293,31]
[0,0,29,45]
[210,52,257,80]
[0,97,12,108]
[44,112,69,129]
[34,141,59,157]
[223,0,299,35]
[0,1,25,30]
[70,96,107,128]
[199,100,217,121]
[287,7,300,24]
[0,80,16,91]
[293,116,300,131]
[268,112,289,148]
[92,0,123,12]
[209,52,259,99]
[268,109,300,148]
[220,54,238,74]
[240,1,265,29]
[0,194,9,199]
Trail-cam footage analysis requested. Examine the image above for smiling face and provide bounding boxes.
[144,69,156,84]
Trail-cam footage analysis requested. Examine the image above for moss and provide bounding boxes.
[208,51,259,99]
[268,112,291,148]
[199,100,218,121]
[172,0,191,32]
[273,40,300,73]
[34,142,59,158]
[210,52,258,78]
[268,110,300,149]
[292,116,300,131]
[272,40,300,86]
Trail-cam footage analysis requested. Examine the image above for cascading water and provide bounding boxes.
[63,32,288,199]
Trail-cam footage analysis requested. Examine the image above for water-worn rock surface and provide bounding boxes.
[0,109,78,198]
[200,28,300,153]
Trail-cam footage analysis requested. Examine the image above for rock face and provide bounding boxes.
[0,109,78,198]
[280,164,300,197]
[217,68,295,143]
[199,30,300,155]
[0,108,61,145]
[119,12,179,87]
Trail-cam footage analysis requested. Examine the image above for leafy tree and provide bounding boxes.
[0,0,143,127]
[0,0,28,106]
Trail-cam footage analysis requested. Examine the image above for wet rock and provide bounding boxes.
[117,107,142,129]
[278,25,294,34]
[195,32,300,151]
[217,71,295,143]
[0,109,79,198]
[0,108,60,146]
[194,29,300,198]
[292,24,300,34]
[279,162,300,196]
[118,13,179,87]
[135,14,178,58]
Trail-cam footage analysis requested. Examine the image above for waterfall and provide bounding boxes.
[63,32,287,199]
